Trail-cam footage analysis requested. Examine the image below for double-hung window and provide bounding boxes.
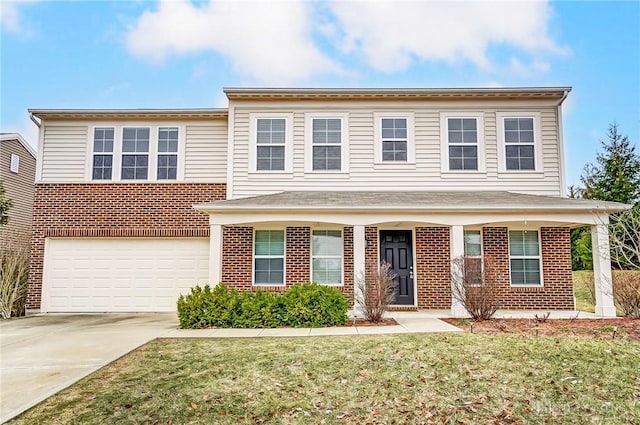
[381,118,408,161]
[254,230,285,285]
[509,230,542,286]
[256,118,286,171]
[504,118,535,170]
[157,127,178,180]
[121,127,149,180]
[463,230,482,284]
[312,230,343,285]
[312,118,342,171]
[92,127,114,180]
[448,118,478,170]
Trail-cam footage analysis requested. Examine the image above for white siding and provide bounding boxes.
[40,125,87,182]
[184,122,228,181]
[230,100,563,198]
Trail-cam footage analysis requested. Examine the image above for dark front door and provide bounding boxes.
[380,230,414,305]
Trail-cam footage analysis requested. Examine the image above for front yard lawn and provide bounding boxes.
[10,334,640,424]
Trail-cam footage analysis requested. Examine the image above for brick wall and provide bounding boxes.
[482,226,574,310]
[221,226,254,290]
[286,227,311,285]
[415,227,451,309]
[342,226,354,304]
[27,183,226,309]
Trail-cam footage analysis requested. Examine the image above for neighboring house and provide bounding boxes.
[0,133,37,251]
[26,87,627,316]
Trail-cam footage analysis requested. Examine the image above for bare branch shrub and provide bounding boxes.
[0,247,30,319]
[612,271,640,319]
[451,255,501,321]
[609,206,640,269]
[354,261,397,322]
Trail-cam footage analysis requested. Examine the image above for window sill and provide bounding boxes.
[509,285,544,291]
[373,162,416,169]
[441,171,487,177]
[248,171,293,176]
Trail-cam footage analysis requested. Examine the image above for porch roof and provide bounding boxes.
[194,191,629,214]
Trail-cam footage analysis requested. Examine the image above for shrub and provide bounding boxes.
[177,283,348,328]
[177,284,240,328]
[0,248,29,319]
[613,271,640,319]
[354,261,396,322]
[281,283,349,327]
[451,255,501,321]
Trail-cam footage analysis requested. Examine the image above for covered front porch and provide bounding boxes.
[195,191,628,317]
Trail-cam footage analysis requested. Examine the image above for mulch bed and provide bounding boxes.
[344,318,399,327]
[441,317,640,340]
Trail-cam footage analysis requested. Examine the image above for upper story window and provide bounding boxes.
[157,127,178,180]
[256,118,286,171]
[374,113,415,164]
[497,113,541,172]
[312,118,341,171]
[121,127,150,180]
[90,125,181,182]
[448,118,478,170]
[10,153,20,174]
[509,230,542,286]
[440,112,485,173]
[92,127,114,180]
[381,118,407,161]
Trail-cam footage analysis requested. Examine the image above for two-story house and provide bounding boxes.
[1,133,37,251]
[27,87,626,316]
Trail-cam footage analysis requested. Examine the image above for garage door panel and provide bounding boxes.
[43,238,210,312]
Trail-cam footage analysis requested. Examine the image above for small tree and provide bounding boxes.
[451,255,501,320]
[0,182,12,226]
[354,261,397,322]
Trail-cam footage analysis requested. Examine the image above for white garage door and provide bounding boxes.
[42,238,210,312]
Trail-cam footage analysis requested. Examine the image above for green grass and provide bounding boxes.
[573,270,596,313]
[10,334,640,425]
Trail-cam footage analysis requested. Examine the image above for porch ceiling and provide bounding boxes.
[194,191,628,214]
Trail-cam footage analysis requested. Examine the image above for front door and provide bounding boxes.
[380,230,414,305]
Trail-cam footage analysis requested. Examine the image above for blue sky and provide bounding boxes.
[1,0,638,188]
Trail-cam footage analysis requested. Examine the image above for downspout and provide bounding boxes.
[556,89,570,198]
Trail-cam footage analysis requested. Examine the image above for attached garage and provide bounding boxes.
[42,238,210,312]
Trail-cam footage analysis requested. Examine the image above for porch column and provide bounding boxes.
[209,224,223,284]
[353,225,366,316]
[450,225,467,317]
[591,222,616,317]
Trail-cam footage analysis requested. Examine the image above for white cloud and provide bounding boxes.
[327,0,566,73]
[0,0,38,34]
[507,57,551,77]
[125,0,344,84]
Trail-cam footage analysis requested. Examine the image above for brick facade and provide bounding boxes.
[415,227,452,309]
[27,183,226,309]
[482,226,574,310]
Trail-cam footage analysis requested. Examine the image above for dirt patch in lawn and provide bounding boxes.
[442,317,640,340]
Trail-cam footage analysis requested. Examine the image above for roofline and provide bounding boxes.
[224,86,572,103]
[28,108,229,119]
[194,203,628,214]
[0,133,37,158]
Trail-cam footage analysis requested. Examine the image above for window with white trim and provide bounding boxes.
[256,118,286,171]
[10,153,20,174]
[509,230,541,286]
[312,118,342,171]
[381,118,408,161]
[121,127,149,180]
[254,230,285,285]
[463,230,482,284]
[157,127,178,180]
[312,230,343,285]
[504,117,535,171]
[448,118,478,170]
[92,127,114,180]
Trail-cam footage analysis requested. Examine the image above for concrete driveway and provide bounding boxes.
[0,313,178,423]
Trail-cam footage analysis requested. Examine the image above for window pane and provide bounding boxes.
[462,131,477,143]
[257,146,285,171]
[449,158,463,170]
[257,118,286,145]
[464,230,482,256]
[121,154,148,180]
[254,258,284,285]
[448,130,463,143]
[255,230,284,255]
[519,118,534,130]
[448,118,462,131]
[313,230,342,255]
[505,130,519,143]
[157,154,177,180]
[520,130,534,143]
[462,119,477,131]
[382,141,407,161]
[504,119,519,131]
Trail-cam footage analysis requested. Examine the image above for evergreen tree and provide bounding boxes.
[0,182,12,226]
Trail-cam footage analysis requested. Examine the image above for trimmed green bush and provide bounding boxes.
[177,283,348,328]
[177,284,240,328]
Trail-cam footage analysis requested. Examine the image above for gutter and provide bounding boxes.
[29,112,41,128]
